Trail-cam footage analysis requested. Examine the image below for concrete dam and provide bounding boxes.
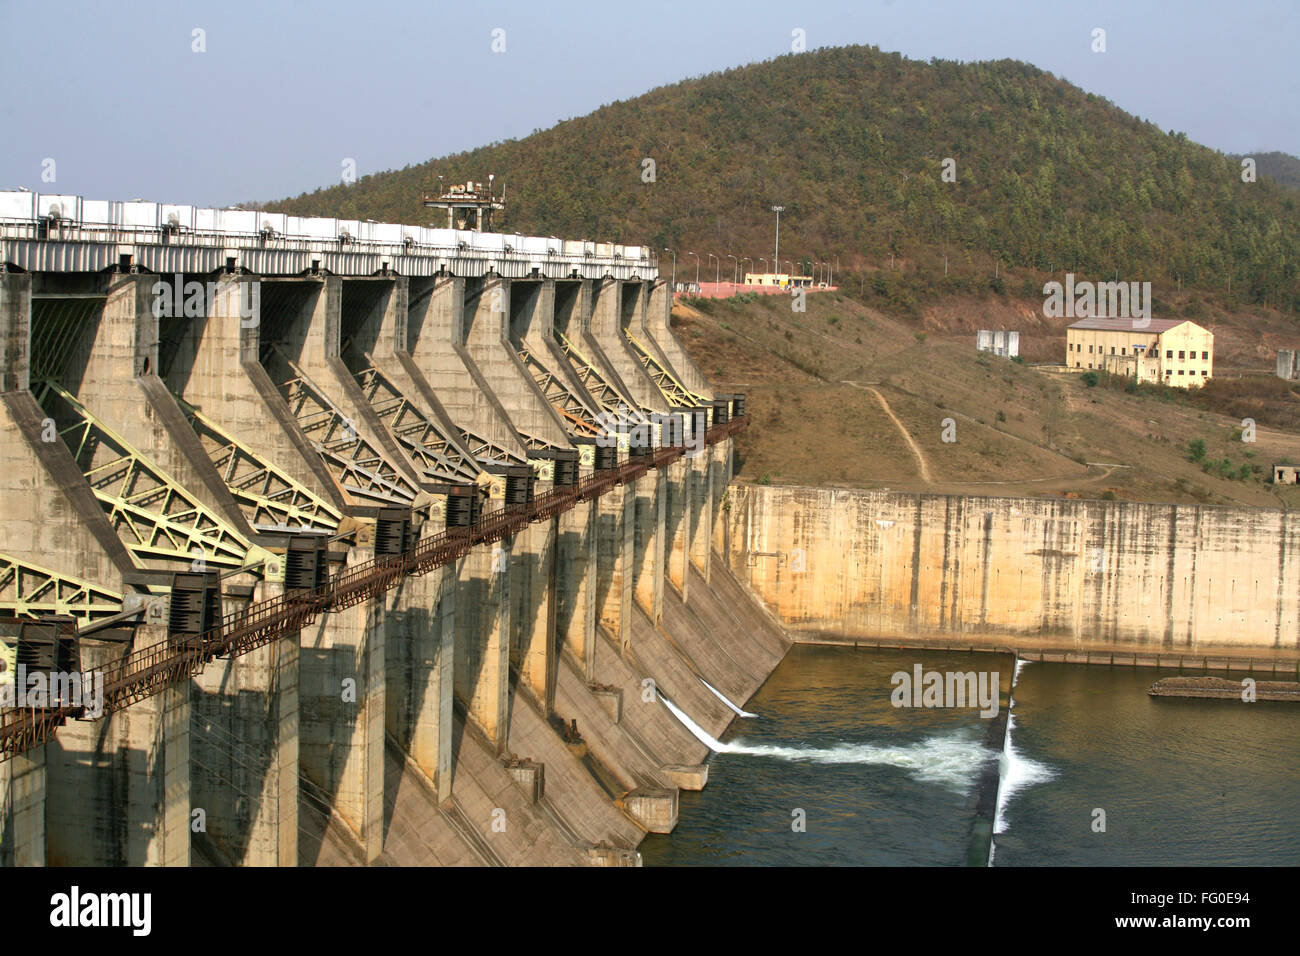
[0,192,790,867]
[728,484,1300,665]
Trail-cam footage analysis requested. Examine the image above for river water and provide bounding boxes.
[640,644,1300,866]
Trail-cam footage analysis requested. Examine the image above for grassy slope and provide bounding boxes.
[677,290,1300,508]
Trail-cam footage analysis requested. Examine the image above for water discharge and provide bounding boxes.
[993,661,1055,835]
[659,691,992,793]
[643,646,1300,866]
[699,677,757,718]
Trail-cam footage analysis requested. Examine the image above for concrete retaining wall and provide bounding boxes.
[727,484,1300,656]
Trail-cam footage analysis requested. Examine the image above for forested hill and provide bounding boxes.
[259,45,1299,314]
[1230,151,1300,191]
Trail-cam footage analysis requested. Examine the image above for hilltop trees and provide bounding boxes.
[257,44,1300,316]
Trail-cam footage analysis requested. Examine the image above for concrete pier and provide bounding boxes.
[556,499,599,680]
[192,623,299,867]
[455,542,511,755]
[597,483,635,651]
[0,750,45,866]
[385,563,456,800]
[633,464,667,622]
[46,619,191,867]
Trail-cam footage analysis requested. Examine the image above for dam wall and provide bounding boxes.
[727,484,1300,658]
[0,198,790,867]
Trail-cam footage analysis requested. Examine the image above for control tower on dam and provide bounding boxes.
[0,190,787,867]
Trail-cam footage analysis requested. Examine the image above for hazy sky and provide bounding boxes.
[1,0,1296,208]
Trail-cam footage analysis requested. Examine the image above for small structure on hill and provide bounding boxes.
[743,272,813,289]
[976,330,1019,358]
[1273,463,1300,485]
[1277,349,1299,381]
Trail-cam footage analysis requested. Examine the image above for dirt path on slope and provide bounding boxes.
[843,380,933,483]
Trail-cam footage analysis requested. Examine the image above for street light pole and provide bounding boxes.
[663,248,676,288]
[727,254,738,288]
[759,258,768,277]
[687,251,699,289]
[708,253,719,286]
[771,205,784,280]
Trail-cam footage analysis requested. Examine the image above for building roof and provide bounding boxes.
[1067,317,1190,334]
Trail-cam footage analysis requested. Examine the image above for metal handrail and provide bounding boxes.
[0,221,653,269]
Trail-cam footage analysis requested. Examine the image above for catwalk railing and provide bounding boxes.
[0,416,746,760]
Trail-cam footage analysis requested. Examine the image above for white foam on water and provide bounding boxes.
[1014,657,1030,683]
[658,692,989,792]
[992,707,1055,834]
[699,677,758,718]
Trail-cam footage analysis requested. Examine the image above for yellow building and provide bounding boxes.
[743,272,813,288]
[1066,317,1213,388]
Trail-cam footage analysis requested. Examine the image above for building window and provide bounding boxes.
[1121,348,1126,355]
[1076,362,1081,368]
[1202,351,1208,360]
[1179,369,1185,375]
[1166,350,1173,359]
[1179,350,1185,360]
[1088,345,1094,354]
[1111,346,1116,354]
[1202,370,1207,376]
